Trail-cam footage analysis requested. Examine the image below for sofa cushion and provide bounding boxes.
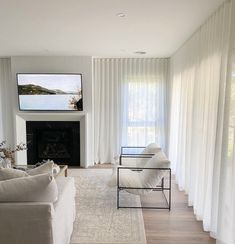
[0,173,58,202]
[27,161,54,176]
[0,167,28,181]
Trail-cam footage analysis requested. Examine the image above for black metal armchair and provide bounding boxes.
[116,150,171,210]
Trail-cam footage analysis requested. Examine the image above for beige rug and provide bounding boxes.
[69,168,146,244]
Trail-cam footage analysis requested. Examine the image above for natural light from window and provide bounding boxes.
[122,77,164,147]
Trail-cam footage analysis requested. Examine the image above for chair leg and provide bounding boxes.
[161,177,164,191]
[117,188,120,209]
[169,170,171,211]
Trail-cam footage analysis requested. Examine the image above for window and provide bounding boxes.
[122,75,166,148]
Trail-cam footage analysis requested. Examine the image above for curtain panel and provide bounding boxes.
[169,1,233,242]
[93,58,169,164]
[0,58,12,143]
[215,50,235,244]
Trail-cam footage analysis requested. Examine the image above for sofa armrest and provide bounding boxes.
[0,202,54,244]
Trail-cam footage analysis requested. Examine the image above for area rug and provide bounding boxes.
[69,168,146,244]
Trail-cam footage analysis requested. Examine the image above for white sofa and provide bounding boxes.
[0,176,76,244]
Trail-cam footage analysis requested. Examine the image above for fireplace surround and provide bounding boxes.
[26,121,80,166]
[15,112,88,167]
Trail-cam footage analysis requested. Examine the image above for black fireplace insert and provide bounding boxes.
[26,121,80,166]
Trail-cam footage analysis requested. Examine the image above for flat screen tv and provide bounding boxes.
[17,73,83,111]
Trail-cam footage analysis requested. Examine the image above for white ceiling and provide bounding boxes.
[0,0,225,57]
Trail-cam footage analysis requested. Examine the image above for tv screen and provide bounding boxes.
[17,73,83,111]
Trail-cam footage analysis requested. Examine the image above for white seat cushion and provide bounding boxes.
[108,166,144,195]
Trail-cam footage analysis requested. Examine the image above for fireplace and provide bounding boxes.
[26,121,80,166]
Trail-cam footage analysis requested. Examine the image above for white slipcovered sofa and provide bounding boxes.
[0,165,76,244]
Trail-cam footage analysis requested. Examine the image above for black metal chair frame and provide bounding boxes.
[120,146,154,165]
[121,146,146,154]
[117,147,171,210]
[117,166,171,210]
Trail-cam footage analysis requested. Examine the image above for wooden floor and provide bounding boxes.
[91,163,215,244]
[141,177,215,244]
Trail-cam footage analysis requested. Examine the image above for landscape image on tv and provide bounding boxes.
[17,73,83,111]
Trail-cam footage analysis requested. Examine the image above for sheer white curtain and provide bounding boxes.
[215,50,235,244]
[121,58,169,150]
[169,0,232,241]
[93,58,122,164]
[93,58,169,164]
[214,2,235,235]
[0,58,12,143]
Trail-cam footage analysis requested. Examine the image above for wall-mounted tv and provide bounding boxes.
[17,73,83,111]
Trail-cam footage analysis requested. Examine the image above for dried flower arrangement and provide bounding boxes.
[69,96,79,109]
[0,141,27,164]
[69,88,82,110]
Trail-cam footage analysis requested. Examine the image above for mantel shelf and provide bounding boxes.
[16,111,87,121]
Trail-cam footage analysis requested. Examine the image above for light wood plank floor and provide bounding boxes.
[141,177,215,244]
[91,164,215,244]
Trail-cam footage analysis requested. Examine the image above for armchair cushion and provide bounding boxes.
[141,151,170,188]
[142,143,161,154]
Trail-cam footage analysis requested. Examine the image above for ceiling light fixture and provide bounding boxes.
[116,13,126,18]
[135,51,146,55]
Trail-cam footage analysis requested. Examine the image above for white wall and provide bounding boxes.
[10,56,93,167]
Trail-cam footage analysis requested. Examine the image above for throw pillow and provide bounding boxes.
[27,161,54,176]
[142,143,161,154]
[141,151,170,189]
[0,167,29,181]
[0,173,58,202]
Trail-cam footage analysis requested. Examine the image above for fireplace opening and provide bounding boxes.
[38,129,72,159]
[26,121,80,166]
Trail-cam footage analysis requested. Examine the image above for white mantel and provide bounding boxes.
[15,112,88,168]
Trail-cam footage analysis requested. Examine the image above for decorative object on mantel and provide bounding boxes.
[0,141,27,168]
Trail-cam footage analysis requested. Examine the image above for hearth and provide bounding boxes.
[26,121,80,166]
